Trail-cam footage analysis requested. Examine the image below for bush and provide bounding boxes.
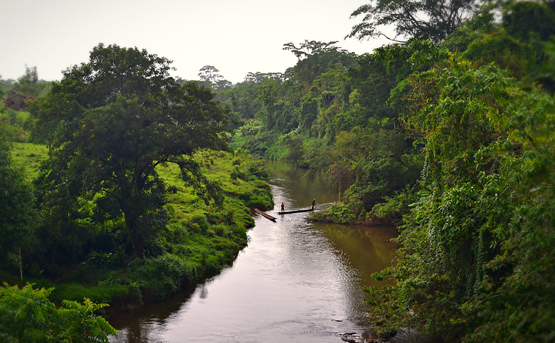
[246,194,273,210]
[318,201,357,224]
[369,185,419,224]
[132,254,186,301]
[0,283,117,342]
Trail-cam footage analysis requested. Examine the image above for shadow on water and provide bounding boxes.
[109,161,400,343]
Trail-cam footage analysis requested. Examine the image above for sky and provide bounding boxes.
[1,0,389,84]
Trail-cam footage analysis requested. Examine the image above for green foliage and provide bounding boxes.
[283,40,356,85]
[0,138,36,271]
[230,39,424,224]
[228,4,555,340]
[51,282,130,307]
[368,185,419,224]
[364,27,555,342]
[440,4,498,53]
[0,110,31,142]
[314,198,359,224]
[462,30,535,78]
[197,65,231,91]
[131,254,186,301]
[4,2,553,339]
[12,66,49,98]
[33,43,230,257]
[0,76,5,99]
[502,1,555,42]
[216,80,264,129]
[8,141,270,307]
[533,40,555,94]
[0,283,117,342]
[348,0,481,44]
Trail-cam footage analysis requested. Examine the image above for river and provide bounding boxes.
[109,162,399,343]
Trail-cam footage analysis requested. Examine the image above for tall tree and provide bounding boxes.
[13,66,47,98]
[283,40,355,84]
[348,0,481,43]
[35,44,229,257]
[198,65,231,90]
[243,71,284,84]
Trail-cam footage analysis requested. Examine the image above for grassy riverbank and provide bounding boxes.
[6,142,273,314]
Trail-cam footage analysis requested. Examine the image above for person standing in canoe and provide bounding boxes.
[281,203,285,212]
[312,198,316,210]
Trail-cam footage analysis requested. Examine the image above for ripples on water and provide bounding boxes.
[109,165,399,343]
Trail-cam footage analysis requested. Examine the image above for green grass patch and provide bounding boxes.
[10,142,48,181]
[51,282,131,305]
[8,144,273,309]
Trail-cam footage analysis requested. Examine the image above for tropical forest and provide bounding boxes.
[1,0,554,342]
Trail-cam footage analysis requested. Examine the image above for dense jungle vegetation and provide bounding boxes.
[214,1,555,342]
[1,0,555,341]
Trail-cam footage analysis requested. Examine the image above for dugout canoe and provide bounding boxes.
[254,208,277,221]
[278,208,314,215]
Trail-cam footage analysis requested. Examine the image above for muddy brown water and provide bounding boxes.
[108,162,399,343]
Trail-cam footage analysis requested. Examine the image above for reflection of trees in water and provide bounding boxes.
[268,161,338,209]
[111,323,162,343]
[319,223,398,287]
[199,285,208,299]
[109,286,198,343]
[308,222,398,330]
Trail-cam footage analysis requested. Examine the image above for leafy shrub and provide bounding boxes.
[369,185,419,224]
[318,201,357,224]
[132,254,185,301]
[212,224,229,237]
[203,255,221,275]
[0,283,117,342]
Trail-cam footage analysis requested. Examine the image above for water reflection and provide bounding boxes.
[109,162,398,342]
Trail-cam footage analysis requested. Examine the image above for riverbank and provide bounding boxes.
[6,144,274,316]
[309,202,398,227]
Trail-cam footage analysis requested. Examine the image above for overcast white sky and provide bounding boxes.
[1,0,388,84]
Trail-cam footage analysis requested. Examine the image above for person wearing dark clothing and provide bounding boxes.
[312,198,315,210]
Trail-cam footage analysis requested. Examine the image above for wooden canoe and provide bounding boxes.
[254,208,277,221]
[278,208,314,214]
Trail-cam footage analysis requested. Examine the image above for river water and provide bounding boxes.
[109,162,399,343]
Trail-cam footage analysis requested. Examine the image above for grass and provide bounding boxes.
[11,142,48,180]
[8,142,273,310]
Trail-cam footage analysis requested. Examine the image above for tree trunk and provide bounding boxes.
[124,213,144,258]
[19,246,23,281]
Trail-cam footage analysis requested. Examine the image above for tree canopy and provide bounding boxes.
[348,0,481,43]
[34,43,230,257]
[197,65,232,90]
